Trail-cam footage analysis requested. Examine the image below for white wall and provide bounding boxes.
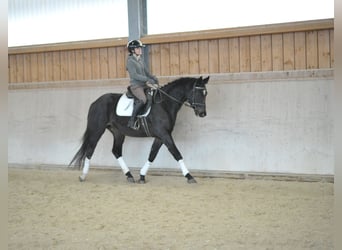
[8,70,334,175]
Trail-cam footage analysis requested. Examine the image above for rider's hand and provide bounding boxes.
[146,80,158,89]
[151,76,159,85]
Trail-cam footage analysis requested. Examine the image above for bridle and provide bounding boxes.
[155,80,207,110]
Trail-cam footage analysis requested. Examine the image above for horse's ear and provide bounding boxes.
[203,76,210,84]
[198,76,203,81]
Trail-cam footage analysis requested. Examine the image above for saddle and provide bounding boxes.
[116,87,154,117]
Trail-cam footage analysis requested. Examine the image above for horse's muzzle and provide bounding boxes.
[195,110,207,117]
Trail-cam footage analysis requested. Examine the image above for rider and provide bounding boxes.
[126,39,159,129]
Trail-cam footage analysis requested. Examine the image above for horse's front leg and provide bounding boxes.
[162,134,197,184]
[139,138,163,184]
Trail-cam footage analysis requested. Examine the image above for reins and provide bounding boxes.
[154,87,193,108]
[153,83,206,109]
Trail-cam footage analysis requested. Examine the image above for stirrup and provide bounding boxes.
[128,119,140,130]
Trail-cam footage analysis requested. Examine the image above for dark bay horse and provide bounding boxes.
[69,76,210,183]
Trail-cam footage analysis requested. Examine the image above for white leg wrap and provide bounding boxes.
[140,161,152,176]
[82,158,90,175]
[117,157,130,174]
[178,159,189,176]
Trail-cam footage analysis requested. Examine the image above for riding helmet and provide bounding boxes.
[127,39,145,53]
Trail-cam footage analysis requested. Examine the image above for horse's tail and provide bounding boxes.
[68,129,91,170]
[69,93,117,170]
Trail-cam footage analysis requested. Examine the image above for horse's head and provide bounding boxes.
[187,76,210,117]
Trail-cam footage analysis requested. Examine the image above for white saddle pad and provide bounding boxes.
[116,94,151,117]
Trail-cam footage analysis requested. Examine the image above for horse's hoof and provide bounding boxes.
[187,178,197,184]
[138,179,146,184]
[79,175,86,182]
[127,177,135,183]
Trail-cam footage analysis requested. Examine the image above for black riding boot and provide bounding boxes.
[127,100,145,129]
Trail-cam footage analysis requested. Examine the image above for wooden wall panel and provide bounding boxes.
[179,42,189,75]
[91,48,100,80]
[68,50,76,80]
[160,43,171,76]
[83,49,92,80]
[37,53,45,82]
[23,54,31,82]
[330,30,334,67]
[261,35,272,71]
[8,55,16,83]
[45,52,53,81]
[16,54,24,82]
[8,20,334,83]
[283,33,294,70]
[170,43,180,75]
[306,31,318,69]
[75,50,84,80]
[150,44,161,75]
[52,51,61,81]
[294,32,306,70]
[60,51,68,81]
[108,47,117,79]
[239,37,250,72]
[198,40,209,74]
[188,41,199,74]
[99,48,109,79]
[250,36,261,72]
[116,46,127,78]
[272,34,283,71]
[29,53,38,82]
[229,38,239,73]
[318,30,331,68]
[208,40,219,73]
[218,38,229,73]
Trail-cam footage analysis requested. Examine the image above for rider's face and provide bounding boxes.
[134,47,142,55]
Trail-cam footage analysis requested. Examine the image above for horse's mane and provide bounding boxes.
[160,77,196,92]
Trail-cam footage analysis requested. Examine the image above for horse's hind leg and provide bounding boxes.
[139,138,163,184]
[79,129,106,182]
[110,130,135,183]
